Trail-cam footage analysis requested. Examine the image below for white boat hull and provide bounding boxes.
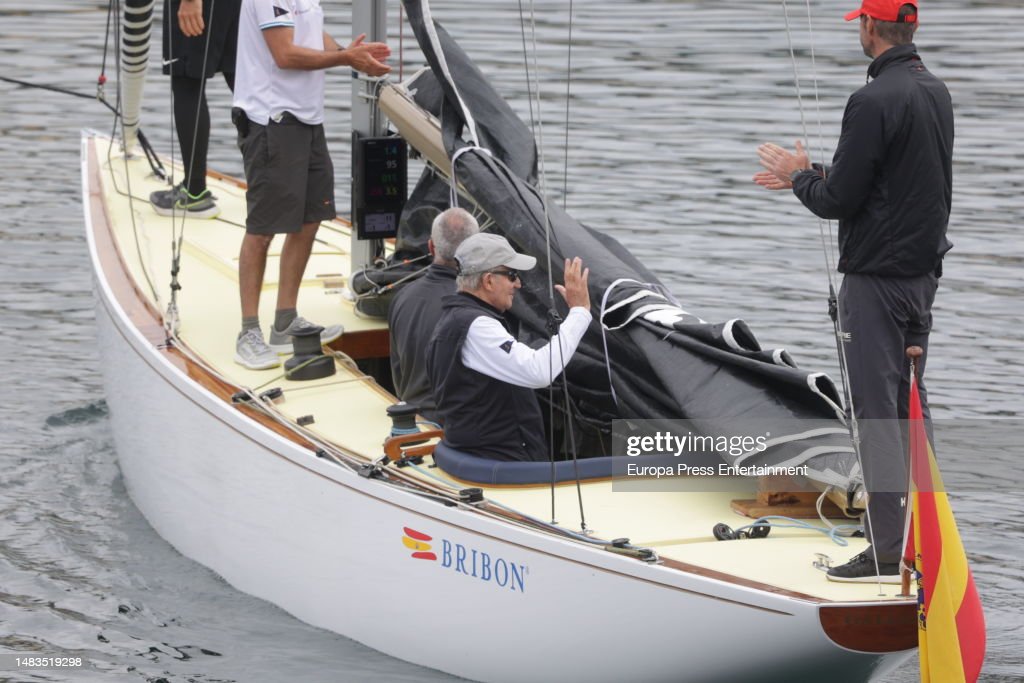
[83,133,914,682]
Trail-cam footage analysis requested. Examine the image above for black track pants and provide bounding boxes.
[839,272,938,564]
[172,72,234,197]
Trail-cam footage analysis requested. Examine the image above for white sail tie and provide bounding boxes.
[597,278,679,407]
[419,0,482,146]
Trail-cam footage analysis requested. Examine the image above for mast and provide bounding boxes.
[349,0,389,272]
[121,0,155,155]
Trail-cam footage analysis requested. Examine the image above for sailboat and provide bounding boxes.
[82,0,918,680]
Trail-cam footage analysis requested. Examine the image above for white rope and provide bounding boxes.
[448,144,491,208]
[417,0,496,210]
[420,0,482,146]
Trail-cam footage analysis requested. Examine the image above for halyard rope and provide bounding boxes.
[781,0,880,585]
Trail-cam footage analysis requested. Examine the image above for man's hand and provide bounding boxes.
[755,140,809,189]
[555,257,590,311]
[177,0,205,37]
[343,34,391,77]
[752,170,792,191]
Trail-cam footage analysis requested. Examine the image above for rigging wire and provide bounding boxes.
[1,0,166,185]
[102,0,117,87]
[0,76,118,114]
[561,0,574,206]
[525,0,555,304]
[780,0,881,583]
[555,318,587,532]
[0,68,170,179]
[801,0,837,272]
[516,0,558,523]
[518,0,589,532]
[781,0,855,418]
[516,0,539,136]
[525,0,556,521]
[166,0,221,334]
[793,0,860,450]
[106,0,161,306]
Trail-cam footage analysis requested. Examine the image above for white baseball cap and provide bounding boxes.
[454,233,537,275]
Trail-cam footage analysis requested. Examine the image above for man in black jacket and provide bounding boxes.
[754,0,953,583]
[388,207,480,421]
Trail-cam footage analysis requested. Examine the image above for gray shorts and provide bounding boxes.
[237,113,336,235]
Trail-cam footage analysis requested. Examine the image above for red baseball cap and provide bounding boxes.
[844,0,918,22]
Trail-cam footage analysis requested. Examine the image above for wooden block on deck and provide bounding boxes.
[730,496,843,519]
[730,474,845,519]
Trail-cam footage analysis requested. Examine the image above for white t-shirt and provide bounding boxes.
[233,0,327,125]
[461,307,593,389]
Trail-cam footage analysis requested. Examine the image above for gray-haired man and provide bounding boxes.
[388,207,480,420]
[426,233,591,461]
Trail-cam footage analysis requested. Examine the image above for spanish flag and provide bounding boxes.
[901,372,986,682]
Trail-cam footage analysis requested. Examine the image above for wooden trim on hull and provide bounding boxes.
[659,556,822,602]
[87,144,167,349]
[819,602,918,653]
[86,138,325,451]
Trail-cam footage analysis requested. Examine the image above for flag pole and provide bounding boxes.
[898,345,924,599]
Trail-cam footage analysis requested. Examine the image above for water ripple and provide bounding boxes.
[1,1,1021,681]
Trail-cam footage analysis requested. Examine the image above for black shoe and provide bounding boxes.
[826,551,901,584]
[150,183,220,219]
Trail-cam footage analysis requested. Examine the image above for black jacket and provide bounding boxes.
[426,293,547,462]
[388,263,457,421]
[792,44,953,277]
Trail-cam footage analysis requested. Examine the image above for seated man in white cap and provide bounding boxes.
[426,233,591,462]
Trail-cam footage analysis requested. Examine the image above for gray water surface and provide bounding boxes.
[1,0,1021,680]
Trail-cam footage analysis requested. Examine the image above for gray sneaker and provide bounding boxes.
[235,328,281,370]
[150,183,221,219]
[268,316,344,354]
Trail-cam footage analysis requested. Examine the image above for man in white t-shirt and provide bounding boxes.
[231,0,390,370]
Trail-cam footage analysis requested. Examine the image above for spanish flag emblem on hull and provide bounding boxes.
[403,527,437,561]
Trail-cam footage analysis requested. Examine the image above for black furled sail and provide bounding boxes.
[379,0,859,491]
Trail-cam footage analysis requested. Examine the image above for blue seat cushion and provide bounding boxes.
[432,442,615,485]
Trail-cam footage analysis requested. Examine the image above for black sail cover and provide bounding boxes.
[396,0,858,490]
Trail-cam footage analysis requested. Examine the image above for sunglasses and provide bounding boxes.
[487,269,520,283]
